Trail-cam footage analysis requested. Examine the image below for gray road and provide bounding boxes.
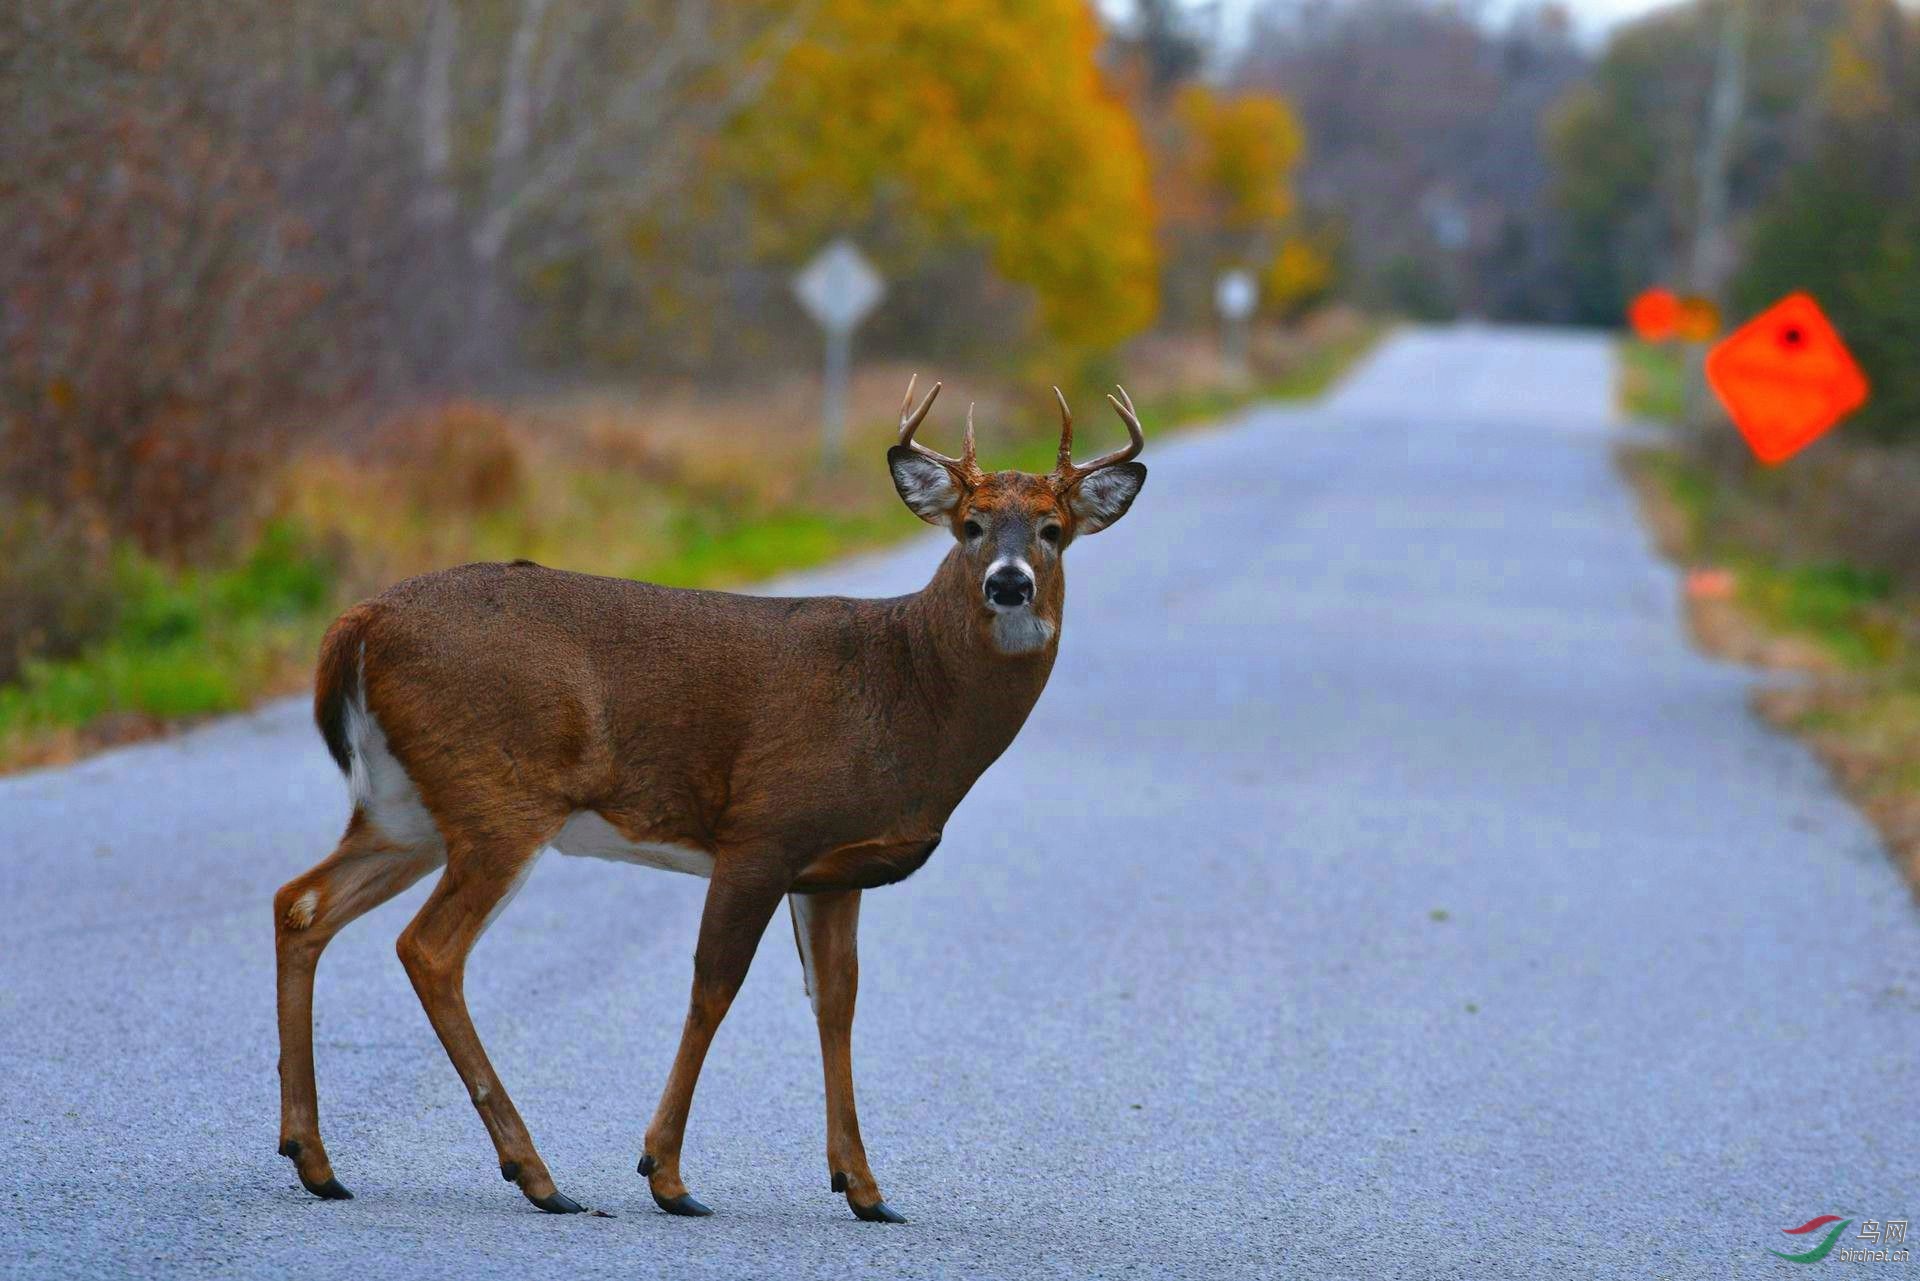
[4,327,1916,1279]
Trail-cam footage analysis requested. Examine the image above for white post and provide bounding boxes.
[822,326,852,461]
[1215,270,1258,382]
[792,239,885,463]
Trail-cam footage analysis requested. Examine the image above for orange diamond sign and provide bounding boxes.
[1705,293,1868,464]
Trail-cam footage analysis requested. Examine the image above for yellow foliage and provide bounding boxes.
[728,0,1159,352]
[1172,86,1304,231]
[1823,30,1892,119]
[1264,237,1334,315]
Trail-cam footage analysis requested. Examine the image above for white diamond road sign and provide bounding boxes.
[1215,269,1257,321]
[793,238,885,336]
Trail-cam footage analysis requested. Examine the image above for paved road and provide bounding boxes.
[4,327,1916,1279]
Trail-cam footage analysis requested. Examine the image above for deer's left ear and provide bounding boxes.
[1065,462,1146,535]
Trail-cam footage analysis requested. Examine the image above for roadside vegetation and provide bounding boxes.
[1619,340,1920,887]
[0,316,1376,774]
[0,2,1365,775]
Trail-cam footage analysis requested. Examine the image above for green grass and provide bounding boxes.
[1617,339,1685,422]
[1634,446,1903,671]
[1738,562,1899,669]
[638,507,903,588]
[0,521,339,750]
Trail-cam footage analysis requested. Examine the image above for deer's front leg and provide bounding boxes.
[790,889,906,1223]
[639,855,788,1216]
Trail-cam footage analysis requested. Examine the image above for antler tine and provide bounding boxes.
[897,373,943,444]
[1053,386,1074,472]
[1056,384,1145,481]
[896,373,978,475]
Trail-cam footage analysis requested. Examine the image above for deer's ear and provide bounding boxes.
[1066,462,1146,535]
[888,446,964,525]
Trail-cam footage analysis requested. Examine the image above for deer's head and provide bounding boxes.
[887,377,1146,657]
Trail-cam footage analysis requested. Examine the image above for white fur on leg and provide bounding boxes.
[789,894,821,1015]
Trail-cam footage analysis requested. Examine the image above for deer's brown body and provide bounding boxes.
[320,550,1055,895]
[272,380,1145,1222]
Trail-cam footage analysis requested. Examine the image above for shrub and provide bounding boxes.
[0,507,119,687]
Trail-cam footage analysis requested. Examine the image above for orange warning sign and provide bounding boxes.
[1628,288,1680,341]
[1705,293,1868,464]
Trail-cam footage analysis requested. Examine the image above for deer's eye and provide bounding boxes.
[1039,523,1062,545]
[962,519,984,540]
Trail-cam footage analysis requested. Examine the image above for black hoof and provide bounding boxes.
[636,1154,656,1177]
[300,1175,354,1201]
[528,1189,586,1214]
[651,1191,713,1217]
[282,1140,352,1201]
[850,1198,907,1224]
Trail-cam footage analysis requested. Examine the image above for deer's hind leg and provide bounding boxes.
[275,812,444,1200]
[395,829,582,1213]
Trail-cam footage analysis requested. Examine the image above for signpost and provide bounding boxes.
[1215,269,1257,379]
[792,238,885,460]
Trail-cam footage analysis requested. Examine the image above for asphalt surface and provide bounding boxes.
[5,326,1918,1279]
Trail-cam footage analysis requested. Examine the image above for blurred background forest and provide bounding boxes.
[3,0,1919,768]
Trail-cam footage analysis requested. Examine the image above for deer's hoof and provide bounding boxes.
[651,1190,713,1217]
[281,1140,353,1200]
[850,1198,907,1224]
[528,1189,586,1214]
[300,1175,354,1201]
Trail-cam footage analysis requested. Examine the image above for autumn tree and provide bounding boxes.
[1151,84,1319,323]
[718,0,1160,363]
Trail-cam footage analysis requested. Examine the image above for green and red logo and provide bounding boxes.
[1771,1215,1852,1263]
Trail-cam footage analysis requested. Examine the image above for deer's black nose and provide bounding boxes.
[984,564,1034,609]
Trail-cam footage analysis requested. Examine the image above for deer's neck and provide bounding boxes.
[893,548,1058,789]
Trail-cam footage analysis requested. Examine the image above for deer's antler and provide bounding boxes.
[1051,384,1145,487]
[897,374,979,480]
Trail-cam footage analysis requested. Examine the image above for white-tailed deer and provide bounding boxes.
[273,379,1147,1221]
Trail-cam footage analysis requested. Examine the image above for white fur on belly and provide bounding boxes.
[341,651,707,880]
[549,812,714,878]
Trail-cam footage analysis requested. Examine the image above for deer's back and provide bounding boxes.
[328,560,915,852]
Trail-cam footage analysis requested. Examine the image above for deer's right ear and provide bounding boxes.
[887,446,964,525]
